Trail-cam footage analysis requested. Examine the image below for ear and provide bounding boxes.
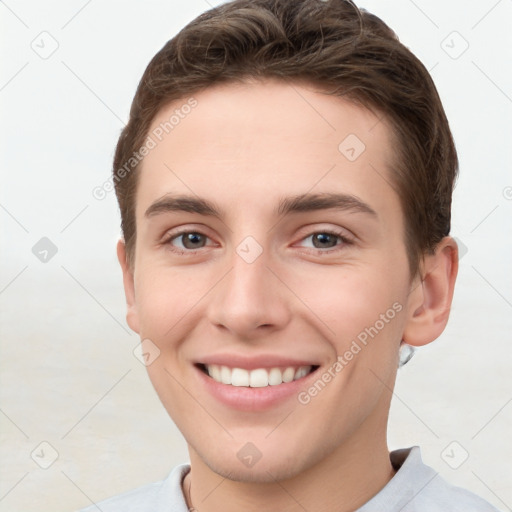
[116,238,140,334]
[402,236,459,346]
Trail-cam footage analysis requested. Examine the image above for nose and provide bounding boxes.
[206,245,292,340]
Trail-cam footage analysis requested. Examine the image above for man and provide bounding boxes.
[81,0,499,510]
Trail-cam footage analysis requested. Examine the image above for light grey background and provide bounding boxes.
[1,1,511,510]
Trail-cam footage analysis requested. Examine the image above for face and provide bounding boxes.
[123,80,419,482]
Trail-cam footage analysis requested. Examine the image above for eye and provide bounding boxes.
[163,230,212,253]
[298,230,352,252]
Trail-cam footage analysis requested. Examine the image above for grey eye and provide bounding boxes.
[309,233,340,249]
[177,232,207,249]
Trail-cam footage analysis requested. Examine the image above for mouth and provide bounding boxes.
[197,363,319,387]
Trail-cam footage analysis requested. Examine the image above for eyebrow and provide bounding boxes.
[277,192,377,217]
[144,192,377,219]
[145,195,223,218]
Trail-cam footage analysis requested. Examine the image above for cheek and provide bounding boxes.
[296,266,407,354]
[133,264,207,341]
[292,271,406,424]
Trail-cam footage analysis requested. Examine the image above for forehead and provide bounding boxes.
[137,79,398,220]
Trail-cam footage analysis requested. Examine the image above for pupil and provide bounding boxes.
[314,233,336,248]
[183,233,203,249]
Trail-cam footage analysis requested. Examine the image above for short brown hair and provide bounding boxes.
[113,0,458,275]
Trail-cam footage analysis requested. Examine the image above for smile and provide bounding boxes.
[200,364,318,387]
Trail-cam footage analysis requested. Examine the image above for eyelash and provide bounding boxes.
[297,230,354,255]
[161,229,353,256]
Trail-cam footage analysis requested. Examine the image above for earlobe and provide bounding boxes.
[116,238,140,334]
[402,237,459,347]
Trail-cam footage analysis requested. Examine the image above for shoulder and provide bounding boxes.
[75,464,190,512]
[417,480,502,512]
[400,447,501,512]
[359,447,501,512]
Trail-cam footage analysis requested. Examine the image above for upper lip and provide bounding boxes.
[197,354,320,370]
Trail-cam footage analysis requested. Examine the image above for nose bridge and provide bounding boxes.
[207,236,290,337]
[230,244,270,300]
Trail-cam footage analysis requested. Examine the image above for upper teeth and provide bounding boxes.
[205,365,312,387]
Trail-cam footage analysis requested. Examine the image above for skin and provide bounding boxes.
[117,79,458,512]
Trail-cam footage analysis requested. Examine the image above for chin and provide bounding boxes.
[203,455,303,484]
[191,434,332,484]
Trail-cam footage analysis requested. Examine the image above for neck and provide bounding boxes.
[183,420,395,512]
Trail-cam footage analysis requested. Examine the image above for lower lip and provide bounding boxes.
[195,366,318,411]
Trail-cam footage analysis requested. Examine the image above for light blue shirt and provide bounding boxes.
[77,446,501,511]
